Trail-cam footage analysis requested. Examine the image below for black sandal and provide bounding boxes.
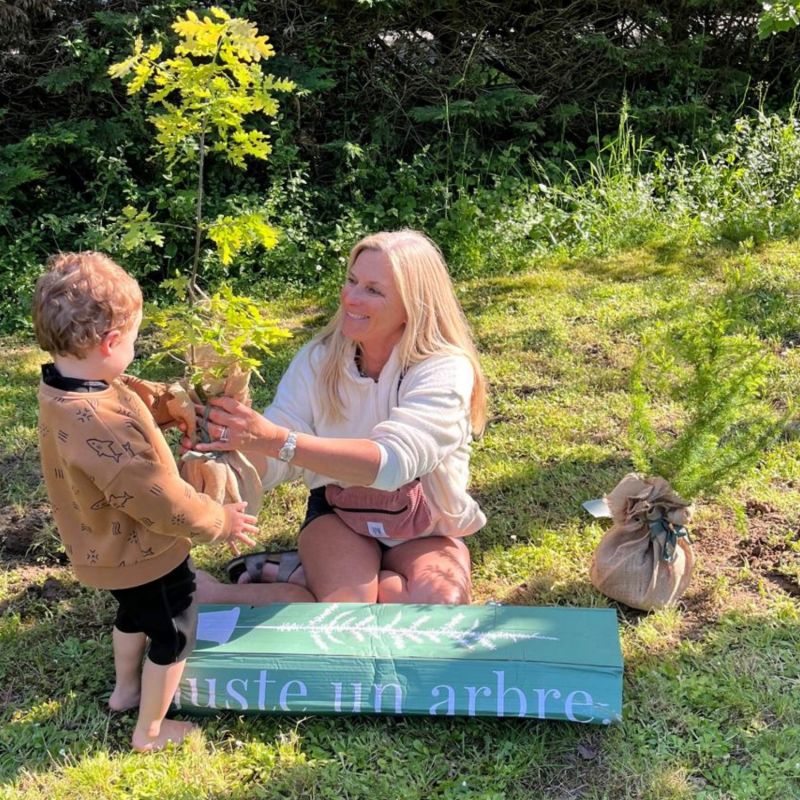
[224,550,302,584]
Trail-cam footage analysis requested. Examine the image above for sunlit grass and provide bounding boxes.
[2,241,799,799]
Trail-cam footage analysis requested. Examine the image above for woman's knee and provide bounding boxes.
[381,537,472,605]
[377,570,407,603]
[406,578,470,605]
[405,560,472,604]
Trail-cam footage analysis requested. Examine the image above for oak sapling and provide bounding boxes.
[108,7,294,389]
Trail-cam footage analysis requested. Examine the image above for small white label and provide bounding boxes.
[367,521,387,538]
[582,498,612,518]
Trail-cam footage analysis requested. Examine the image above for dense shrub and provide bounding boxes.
[4,102,800,332]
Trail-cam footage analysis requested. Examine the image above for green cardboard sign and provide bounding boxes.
[177,603,623,724]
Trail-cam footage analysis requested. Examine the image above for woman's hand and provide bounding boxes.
[184,396,282,457]
[181,397,381,487]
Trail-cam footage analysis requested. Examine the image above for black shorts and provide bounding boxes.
[301,486,335,530]
[302,487,390,550]
[110,556,198,666]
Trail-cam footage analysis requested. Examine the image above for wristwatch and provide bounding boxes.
[278,430,298,463]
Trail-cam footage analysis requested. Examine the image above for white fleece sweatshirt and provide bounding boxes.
[260,341,486,540]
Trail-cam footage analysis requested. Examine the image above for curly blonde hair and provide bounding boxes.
[32,252,142,358]
[314,230,487,435]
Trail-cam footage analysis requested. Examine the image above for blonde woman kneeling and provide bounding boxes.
[191,230,487,606]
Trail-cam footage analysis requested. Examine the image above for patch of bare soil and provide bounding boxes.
[741,516,800,597]
[0,568,78,619]
[679,501,800,636]
[0,497,75,617]
[0,502,48,553]
[25,574,73,605]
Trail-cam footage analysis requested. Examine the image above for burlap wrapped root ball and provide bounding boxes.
[165,349,263,517]
[589,473,695,611]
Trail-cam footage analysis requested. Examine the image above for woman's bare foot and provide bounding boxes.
[132,719,197,753]
[237,560,307,586]
[108,682,141,712]
[194,568,218,594]
[195,567,316,604]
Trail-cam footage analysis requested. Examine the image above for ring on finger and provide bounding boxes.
[219,425,230,443]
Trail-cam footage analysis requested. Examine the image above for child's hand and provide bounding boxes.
[178,432,193,456]
[223,501,259,555]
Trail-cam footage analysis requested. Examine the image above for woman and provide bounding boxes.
[193,230,487,606]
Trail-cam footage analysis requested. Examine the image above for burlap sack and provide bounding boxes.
[589,473,694,610]
[164,350,262,517]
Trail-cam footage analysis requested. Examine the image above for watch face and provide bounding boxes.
[279,432,296,462]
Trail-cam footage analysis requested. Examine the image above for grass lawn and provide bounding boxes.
[1,242,799,799]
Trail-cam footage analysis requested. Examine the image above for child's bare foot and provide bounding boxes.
[132,719,197,753]
[108,682,141,712]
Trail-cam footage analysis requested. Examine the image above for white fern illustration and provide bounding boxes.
[251,604,559,653]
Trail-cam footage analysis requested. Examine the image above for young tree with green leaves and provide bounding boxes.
[108,7,294,382]
[591,253,789,612]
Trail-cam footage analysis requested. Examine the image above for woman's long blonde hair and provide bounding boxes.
[313,230,487,435]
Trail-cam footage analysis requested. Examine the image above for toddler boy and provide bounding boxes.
[33,251,257,752]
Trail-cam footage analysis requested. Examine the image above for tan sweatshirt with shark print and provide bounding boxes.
[37,376,230,589]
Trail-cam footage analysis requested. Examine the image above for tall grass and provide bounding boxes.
[476,104,800,269]
[254,102,800,291]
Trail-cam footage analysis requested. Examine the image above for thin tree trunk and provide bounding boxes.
[188,126,206,369]
[190,127,206,305]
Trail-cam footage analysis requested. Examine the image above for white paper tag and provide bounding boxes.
[196,606,241,645]
[367,520,387,538]
[582,497,612,518]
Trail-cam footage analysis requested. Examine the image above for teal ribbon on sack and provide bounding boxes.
[648,517,690,563]
[199,404,213,444]
[180,404,218,462]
